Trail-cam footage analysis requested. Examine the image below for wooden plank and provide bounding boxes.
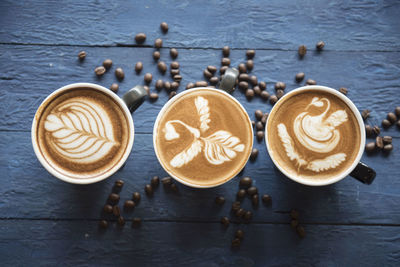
[1,132,399,224]
[1,0,400,51]
[0,220,398,266]
[1,45,399,137]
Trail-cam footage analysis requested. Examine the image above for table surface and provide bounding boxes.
[1,0,400,266]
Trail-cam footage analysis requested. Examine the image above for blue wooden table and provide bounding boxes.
[1,0,400,266]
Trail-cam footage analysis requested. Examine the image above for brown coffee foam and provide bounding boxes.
[155,89,252,186]
[267,89,361,180]
[36,88,130,179]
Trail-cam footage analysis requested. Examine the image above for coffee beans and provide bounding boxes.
[246,60,254,71]
[255,110,263,120]
[306,79,316,85]
[161,176,173,186]
[252,194,259,207]
[215,196,225,205]
[112,205,120,217]
[260,91,269,100]
[203,69,213,79]
[149,92,158,101]
[246,49,255,59]
[170,48,178,59]
[258,81,266,90]
[237,189,246,200]
[173,75,182,82]
[110,83,119,93]
[269,95,278,105]
[108,193,120,204]
[124,200,135,210]
[256,121,264,131]
[238,63,247,73]
[395,107,400,117]
[169,91,177,99]
[115,67,124,80]
[298,45,307,57]
[99,220,108,229]
[171,81,179,90]
[244,210,252,221]
[295,72,305,82]
[135,61,143,73]
[262,194,271,205]
[209,76,219,85]
[236,208,245,218]
[253,86,261,96]
[95,66,106,76]
[231,238,241,248]
[170,68,180,76]
[170,61,180,69]
[231,201,241,212]
[376,136,384,149]
[155,80,163,90]
[207,65,217,74]
[382,119,391,129]
[135,33,146,44]
[151,176,160,188]
[365,125,373,137]
[144,73,153,84]
[160,22,169,33]
[256,131,264,141]
[154,38,163,48]
[130,192,140,204]
[383,136,392,144]
[102,59,112,69]
[117,216,125,226]
[221,57,231,66]
[387,112,397,124]
[156,61,167,74]
[373,125,381,135]
[239,177,252,188]
[222,46,230,57]
[274,82,286,91]
[239,73,249,82]
[153,51,161,61]
[245,89,254,100]
[221,216,230,227]
[78,51,86,60]
[247,186,258,196]
[316,41,325,51]
[365,142,375,152]
[296,225,306,238]
[383,144,393,153]
[103,204,113,213]
[339,87,348,95]
[261,113,269,125]
[195,81,208,87]
[235,229,244,240]
[145,184,153,196]
[250,148,258,161]
[361,109,370,120]
[276,89,284,99]
[132,217,142,228]
[186,82,195,90]
[220,66,228,74]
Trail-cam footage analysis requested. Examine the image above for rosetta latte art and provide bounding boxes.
[163,96,245,168]
[278,97,348,172]
[44,99,118,163]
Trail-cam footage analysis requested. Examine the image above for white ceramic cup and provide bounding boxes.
[32,83,147,184]
[265,85,375,186]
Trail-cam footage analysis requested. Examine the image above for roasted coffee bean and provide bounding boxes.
[171,81,179,90]
[387,112,397,124]
[262,194,271,204]
[316,41,325,51]
[247,186,258,196]
[151,176,160,188]
[78,51,86,60]
[291,219,299,229]
[290,209,299,219]
[215,196,225,205]
[161,176,173,186]
[250,148,258,161]
[253,86,261,96]
[365,125,373,137]
[153,51,161,61]
[170,61,180,69]
[246,49,256,59]
[145,184,153,196]
[149,92,158,101]
[186,82,195,90]
[155,80,164,90]
[103,59,112,69]
[361,109,370,120]
[220,66,228,74]
[269,95,278,105]
[108,193,120,203]
[237,189,247,200]
[236,208,245,218]
[103,204,113,213]
[238,81,248,90]
[256,131,264,141]
[252,194,259,207]
[170,183,179,192]
[221,57,231,66]
[94,66,106,76]
[382,119,391,129]
[173,75,182,82]
[295,72,305,82]
[163,81,171,91]
[383,136,392,144]
[257,82,266,91]
[135,33,146,44]
[376,136,384,149]
[170,68,180,76]
[132,217,142,228]
[99,220,108,229]
[221,216,230,226]
[256,121,264,131]
[231,238,241,247]
[238,63,247,73]
[251,120,256,127]
[114,179,124,188]
[169,91,177,99]
[203,69,213,79]
[240,177,252,188]
[170,48,178,58]
[245,89,254,100]
[160,22,169,33]
[239,73,249,82]
[383,144,393,153]
[296,225,306,238]
[115,67,124,80]
[261,113,269,125]
[373,125,380,135]
[135,61,143,73]
[395,106,400,117]
[156,61,167,74]
[231,201,241,212]
[144,73,153,84]
[298,45,307,57]
[306,79,317,85]
[110,83,119,93]
[112,205,120,217]
[246,60,254,71]
[274,82,286,91]
[132,192,141,202]
[255,110,263,120]
[124,200,135,210]
[117,216,125,226]
[365,142,376,153]
[249,76,258,86]
[207,65,217,74]
[244,210,252,221]
[339,87,348,95]
[222,46,230,57]
[276,89,284,99]
[235,229,244,240]
[209,76,219,85]
[261,91,270,101]
[154,38,163,48]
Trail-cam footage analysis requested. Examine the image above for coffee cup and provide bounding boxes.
[32,83,147,184]
[153,68,254,188]
[265,85,375,186]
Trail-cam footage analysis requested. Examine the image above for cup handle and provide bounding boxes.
[349,162,376,185]
[218,68,239,93]
[122,85,148,112]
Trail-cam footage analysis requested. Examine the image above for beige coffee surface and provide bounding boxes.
[267,89,360,180]
[155,89,252,186]
[36,88,130,179]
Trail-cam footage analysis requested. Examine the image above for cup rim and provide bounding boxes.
[153,87,254,188]
[265,85,366,186]
[31,82,135,184]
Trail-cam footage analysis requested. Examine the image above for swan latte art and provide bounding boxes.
[34,87,130,179]
[267,89,361,180]
[154,89,253,187]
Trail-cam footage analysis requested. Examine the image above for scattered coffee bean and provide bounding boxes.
[149,92,158,101]
[235,229,244,240]
[376,136,384,149]
[274,82,286,91]
[361,109,370,120]
[249,76,258,86]
[112,205,121,217]
[169,91,177,99]
[382,119,391,129]
[261,91,270,101]
[373,125,381,135]
[253,86,261,96]
[144,73,153,84]
[117,216,125,226]
[383,136,392,144]
[247,186,258,196]
[238,63,247,73]
[173,75,182,82]
[160,22,169,33]
[168,48,178,59]
[221,57,231,66]
[256,121,264,131]
[365,142,376,153]
[221,216,230,226]
[258,81,266,90]
[186,82,195,89]
[170,183,179,192]
[238,81,249,90]
[99,220,108,229]
[78,51,86,60]
[124,200,135,210]
[132,192,141,202]
[135,33,146,44]
[171,81,179,90]
[110,83,119,93]
[339,87,348,95]
[365,125,373,137]
[383,144,393,153]
[161,176,173,186]
[114,179,124,188]
[316,41,325,51]
[170,68,180,77]
[261,113,269,125]
[306,79,317,85]
[135,61,143,73]
[203,69,213,79]
[262,194,271,204]
[231,201,241,212]
[220,66,228,74]
[170,61,180,69]
[157,61,167,74]
[206,66,217,74]
[250,148,258,161]
[153,51,161,61]
[236,208,245,218]
[269,95,278,105]
[395,106,400,117]
[154,38,163,49]
[108,193,120,204]
[246,49,255,59]
[132,217,142,228]
[256,131,264,141]
[252,194,259,207]
[387,112,397,124]
[244,210,253,221]
[296,225,306,238]
[290,209,299,219]
[115,67,124,80]
[291,219,299,229]
[246,60,254,71]
[155,80,164,90]
[276,89,284,99]
[255,110,263,120]
[239,73,249,82]
[94,66,106,76]
[295,72,305,82]
[151,176,160,188]
[298,45,307,57]
[251,120,255,127]
[231,238,241,248]
[239,177,252,188]
[102,59,112,69]
[163,81,171,91]
[237,189,246,200]
[245,89,254,100]
[103,204,113,213]
[215,196,225,205]
[145,184,153,196]
[222,46,230,57]
[209,76,219,85]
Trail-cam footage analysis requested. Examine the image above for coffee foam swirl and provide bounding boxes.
[44,99,117,163]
